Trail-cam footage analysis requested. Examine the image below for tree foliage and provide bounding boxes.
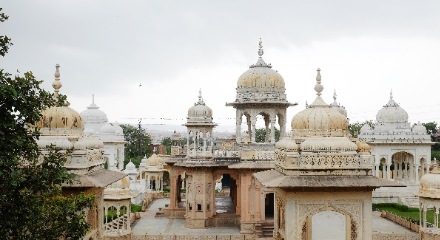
[348,120,374,138]
[422,122,438,135]
[0,9,93,239]
[161,137,172,155]
[120,124,152,167]
[255,128,280,143]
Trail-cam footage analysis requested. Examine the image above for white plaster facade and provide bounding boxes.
[81,97,126,171]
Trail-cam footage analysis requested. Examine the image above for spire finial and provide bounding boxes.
[333,89,337,101]
[196,89,205,105]
[92,94,95,104]
[390,89,393,100]
[258,38,264,58]
[52,64,62,100]
[314,68,324,96]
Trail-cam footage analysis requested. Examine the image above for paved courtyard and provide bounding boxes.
[132,198,416,236]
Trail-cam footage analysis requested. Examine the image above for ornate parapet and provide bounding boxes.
[275,151,374,176]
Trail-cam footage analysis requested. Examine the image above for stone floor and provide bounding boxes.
[131,198,416,236]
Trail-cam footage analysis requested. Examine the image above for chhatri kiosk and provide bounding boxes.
[255,69,400,240]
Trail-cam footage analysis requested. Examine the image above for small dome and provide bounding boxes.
[126,161,136,170]
[37,136,74,149]
[275,136,299,151]
[35,65,84,136]
[187,90,214,124]
[330,90,347,117]
[419,168,440,198]
[74,135,104,150]
[360,124,373,135]
[80,96,108,127]
[376,92,408,123]
[146,153,162,167]
[291,69,349,137]
[412,122,427,134]
[356,140,371,153]
[99,122,124,141]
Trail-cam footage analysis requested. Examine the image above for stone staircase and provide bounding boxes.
[255,221,274,238]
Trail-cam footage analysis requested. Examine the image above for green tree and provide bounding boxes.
[349,120,374,138]
[422,122,438,135]
[161,137,172,155]
[0,9,93,239]
[255,128,280,143]
[120,124,152,167]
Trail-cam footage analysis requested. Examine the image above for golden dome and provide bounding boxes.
[35,64,84,136]
[237,60,285,89]
[291,69,348,137]
[147,153,162,167]
[233,40,289,104]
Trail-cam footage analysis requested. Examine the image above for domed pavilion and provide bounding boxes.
[359,91,433,206]
[254,69,400,240]
[227,39,296,144]
[35,64,129,239]
[418,167,440,239]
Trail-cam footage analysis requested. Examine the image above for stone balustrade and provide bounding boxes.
[381,211,420,233]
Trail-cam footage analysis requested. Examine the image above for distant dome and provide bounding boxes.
[126,161,136,171]
[360,124,372,135]
[376,92,408,123]
[330,90,347,117]
[80,96,108,127]
[146,153,162,167]
[35,64,84,136]
[291,69,349,137]
[186,90,214,124]
[99,122,124,141]
[412,122,427,134]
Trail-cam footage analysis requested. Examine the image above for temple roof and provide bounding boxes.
[63,169,126,188]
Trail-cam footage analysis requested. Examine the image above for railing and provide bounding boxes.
[372,233,419,240]
[381,211,420,233]
[132,234,246,240]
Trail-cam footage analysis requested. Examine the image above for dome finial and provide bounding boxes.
[390,89,393,100]
[52,64,62,100]
[196,89,205,105]
[92,94,95,104]
[333,89,337,102]
[314,68,323,96]
[258,38,264,58]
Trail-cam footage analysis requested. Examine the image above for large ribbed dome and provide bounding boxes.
[187,90,213,124]
[376,92,408,123]
[35,64,84,136]
[237,59,285,89]
[234,40,288,104]
[291,69,349,137]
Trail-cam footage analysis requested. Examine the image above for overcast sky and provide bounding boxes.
[2,1,440,132]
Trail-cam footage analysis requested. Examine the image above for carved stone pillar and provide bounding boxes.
[251,116,256,143]
[236,112,242,143]
[270,118,276,143]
